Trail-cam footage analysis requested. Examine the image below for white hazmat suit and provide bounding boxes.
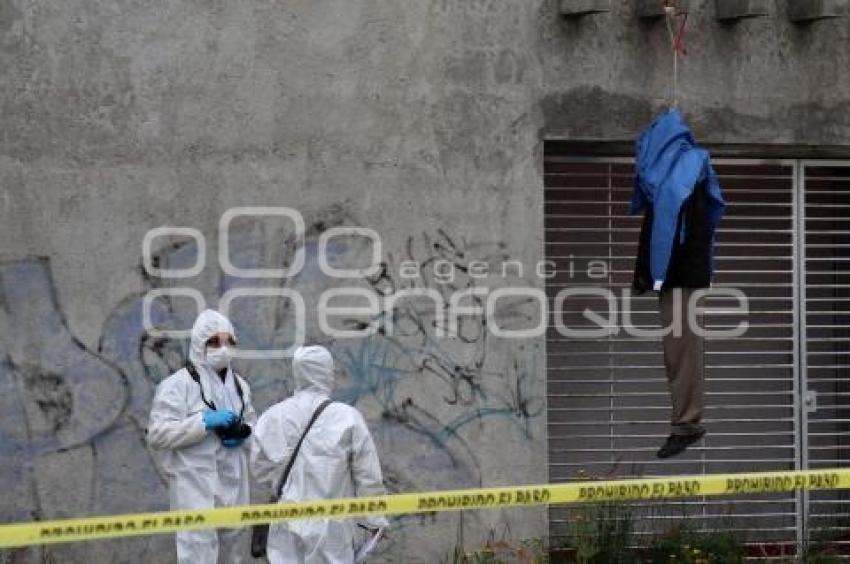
[147,309,257,563]
[251,345,388,563]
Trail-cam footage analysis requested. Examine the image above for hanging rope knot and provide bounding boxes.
[673,13,689,56]
[661,1,688,106]
[662,1,688,56]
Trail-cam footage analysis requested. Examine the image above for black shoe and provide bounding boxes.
[656,430,706,459]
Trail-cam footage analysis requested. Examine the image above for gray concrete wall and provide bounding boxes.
[0,0,847,562]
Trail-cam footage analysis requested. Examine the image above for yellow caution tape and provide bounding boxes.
[1,468,848,548]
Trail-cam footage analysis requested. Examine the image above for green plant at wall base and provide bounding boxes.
[560,502,638,564]
[448,511,850,563]
[451,537,548,563]
[447,517,548,564]
[644,524,744,564]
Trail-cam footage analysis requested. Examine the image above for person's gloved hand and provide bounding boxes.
[203,409,238,431]
[221,437,246,448]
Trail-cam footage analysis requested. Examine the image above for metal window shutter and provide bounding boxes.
[543,152,848,548]
[802,163,850,549]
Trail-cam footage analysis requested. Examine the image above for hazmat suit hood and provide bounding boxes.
[292,345,334,395]
[188,309,236,368]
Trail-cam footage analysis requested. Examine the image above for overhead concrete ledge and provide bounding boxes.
[638,0,689,19]
[714,0,770,21]
[788,0,848,22]
[559,0,611,17]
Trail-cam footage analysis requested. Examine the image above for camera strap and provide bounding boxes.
[185,361,245,419]
[275,399,333,501]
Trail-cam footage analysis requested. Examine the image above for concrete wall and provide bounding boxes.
[0,0,847,562]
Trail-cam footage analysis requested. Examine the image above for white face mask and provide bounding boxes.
[206,346,233,371]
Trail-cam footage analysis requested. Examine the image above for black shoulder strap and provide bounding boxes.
[275,399,333,500]
[185,361,216,410]
[185,361,245,417]
[185,360,200,382]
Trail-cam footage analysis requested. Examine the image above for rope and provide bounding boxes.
[662,1,688,107]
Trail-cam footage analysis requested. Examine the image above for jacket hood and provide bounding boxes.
[629,108,726,286]
[631,108,700,211]
[188,309,236,368]
[292,345,334,395]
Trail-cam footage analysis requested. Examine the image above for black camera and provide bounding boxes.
[215,419,252,441]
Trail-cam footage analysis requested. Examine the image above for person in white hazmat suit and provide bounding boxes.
[251,345,389,563]
[147,309,257,563]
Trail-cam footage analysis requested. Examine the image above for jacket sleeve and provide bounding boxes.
[230,375,258,452]
[705,166,726,283]
[238,376,258,428]
[649,151,703,287]
[351,412,389,528]
[147,375,208,450]
[250,407,290,488]
[629,177,649,215]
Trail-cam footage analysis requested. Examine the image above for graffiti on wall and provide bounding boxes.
[0,212,543,562]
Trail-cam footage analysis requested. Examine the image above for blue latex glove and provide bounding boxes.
[221,437,245,448]
[203,409,238,430]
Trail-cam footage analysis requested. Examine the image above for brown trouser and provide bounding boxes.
[660,287,705,436]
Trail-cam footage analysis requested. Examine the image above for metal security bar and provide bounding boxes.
[802,163,850,553]
[544,153,849,554]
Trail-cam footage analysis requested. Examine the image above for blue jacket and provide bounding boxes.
[630,108,725,290]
